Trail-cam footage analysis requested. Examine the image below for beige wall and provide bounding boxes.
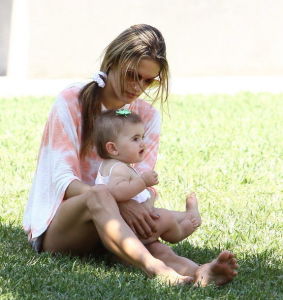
[0,0,13,75]
[6,0,283,78]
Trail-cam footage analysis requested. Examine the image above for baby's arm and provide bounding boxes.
[107,164,158,202]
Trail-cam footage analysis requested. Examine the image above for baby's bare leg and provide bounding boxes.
[167,192,201,231]
[159,208,196,243]
[141,191,201,243]
[141,208,195,244]
[186,192,201,227]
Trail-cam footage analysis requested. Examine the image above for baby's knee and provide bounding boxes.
[156,208,178,228]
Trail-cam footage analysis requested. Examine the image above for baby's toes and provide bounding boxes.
[191,218,199,229]
[197,216,202,227]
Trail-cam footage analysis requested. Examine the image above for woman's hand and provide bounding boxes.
[141,170,159,187]
[118,199,159,239]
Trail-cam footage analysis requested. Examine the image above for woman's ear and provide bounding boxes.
[105,142,118,156]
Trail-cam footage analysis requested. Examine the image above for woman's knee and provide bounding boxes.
[84,185,116,214]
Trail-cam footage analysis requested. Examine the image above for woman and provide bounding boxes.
[23,24,238,286]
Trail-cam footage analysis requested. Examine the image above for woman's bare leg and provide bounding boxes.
[147,242,238,286]
[146,241,199,276]
[43,186,193,285]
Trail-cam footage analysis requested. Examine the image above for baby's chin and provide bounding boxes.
[131,157,145,164]
[137,153,146,162]
[116,157,143,164]
[129,158,144,164]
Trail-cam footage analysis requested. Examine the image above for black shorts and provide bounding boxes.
[29,233,45,253]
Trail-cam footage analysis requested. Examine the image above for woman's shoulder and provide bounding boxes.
[130,98,158,110]
[48,82,86,125]
[131,98,161,125]
[54,82,86,112]
[58,83,84,103]
[129,98,160,121]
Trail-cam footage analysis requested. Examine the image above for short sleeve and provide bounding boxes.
[23,88,82,239]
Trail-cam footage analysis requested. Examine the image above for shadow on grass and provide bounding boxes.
[0,223,282,300]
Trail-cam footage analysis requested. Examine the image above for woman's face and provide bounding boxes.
[106,58,160,108]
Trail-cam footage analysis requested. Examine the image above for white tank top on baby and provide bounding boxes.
[95,162,151,203]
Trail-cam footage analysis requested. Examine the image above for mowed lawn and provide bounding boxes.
[0,93,282,299]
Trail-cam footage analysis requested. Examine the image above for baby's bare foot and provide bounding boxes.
[180,218,197,237]
[194,251,238,287]
[186,192,202,227]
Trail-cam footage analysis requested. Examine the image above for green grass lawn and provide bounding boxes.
[0,93,282,299]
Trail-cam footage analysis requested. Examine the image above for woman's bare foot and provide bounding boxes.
[146,259,194,286]
[194,251,238,287]
[155,267,194,286]
[186,192,202,227]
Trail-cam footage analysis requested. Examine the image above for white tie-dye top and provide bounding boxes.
[23,84,161,240]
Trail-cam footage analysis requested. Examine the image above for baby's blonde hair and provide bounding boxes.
[94,110,143,159]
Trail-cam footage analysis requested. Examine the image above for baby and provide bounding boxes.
[94,109,201,244]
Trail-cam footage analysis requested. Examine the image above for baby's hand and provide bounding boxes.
[141,170,159,187]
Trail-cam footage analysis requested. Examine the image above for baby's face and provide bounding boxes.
[114,122,146,164]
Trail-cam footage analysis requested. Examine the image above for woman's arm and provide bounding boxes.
[118,199,159,238]
[64,179,92,199]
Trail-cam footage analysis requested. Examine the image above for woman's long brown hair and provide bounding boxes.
[79,24,169,158]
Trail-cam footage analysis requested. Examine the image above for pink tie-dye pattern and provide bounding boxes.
[23,84,161,240]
